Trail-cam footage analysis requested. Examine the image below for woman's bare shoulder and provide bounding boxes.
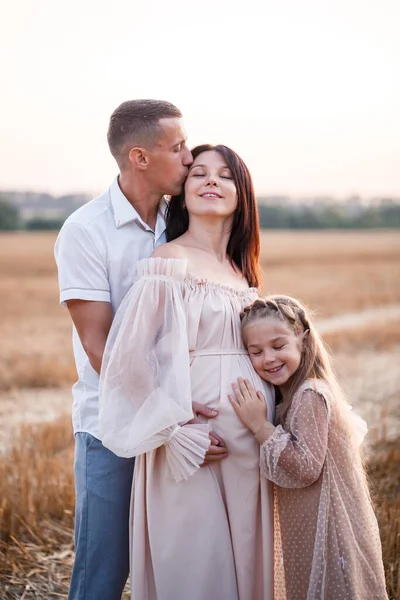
[151,242,188,260]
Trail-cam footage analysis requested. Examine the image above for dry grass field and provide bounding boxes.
[0,230,399,598]
[260,230,400,315]
[0,230,399,391]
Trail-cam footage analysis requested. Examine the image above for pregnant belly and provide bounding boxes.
[189,353,274,455]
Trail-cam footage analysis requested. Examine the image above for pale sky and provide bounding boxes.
[1,0,399,197]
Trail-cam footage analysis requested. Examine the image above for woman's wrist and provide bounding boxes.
[253,421,276,444]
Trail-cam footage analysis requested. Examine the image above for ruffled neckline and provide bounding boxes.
[139,257,258,298]
[185,274,258,298]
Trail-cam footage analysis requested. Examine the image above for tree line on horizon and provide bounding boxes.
[0,196,399,231]
[257,201,400,229]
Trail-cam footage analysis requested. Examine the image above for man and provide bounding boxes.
[55,99,228,600]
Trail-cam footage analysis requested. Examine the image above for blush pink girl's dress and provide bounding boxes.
[261,378,388,600]
[99,257,275,600]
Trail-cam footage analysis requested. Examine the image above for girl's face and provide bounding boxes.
[243,316,304,389]
[183,150,238,219]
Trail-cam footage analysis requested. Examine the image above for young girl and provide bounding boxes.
[229,295,388,600]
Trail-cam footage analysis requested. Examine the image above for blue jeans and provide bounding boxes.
[68,432,135,600]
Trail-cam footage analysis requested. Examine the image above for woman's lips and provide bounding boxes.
[200,192,222,198]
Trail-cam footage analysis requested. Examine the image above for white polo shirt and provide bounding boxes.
[54,176,168,439]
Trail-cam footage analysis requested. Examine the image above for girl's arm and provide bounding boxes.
[230,380,329,488]
[259,389,329,487]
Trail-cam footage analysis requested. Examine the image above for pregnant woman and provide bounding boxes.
[99,144,275,600]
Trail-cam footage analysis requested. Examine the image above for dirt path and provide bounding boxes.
[316,303,400,334]
[0,387,72,452]
[1,303,399,450]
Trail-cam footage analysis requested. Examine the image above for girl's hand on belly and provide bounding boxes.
[229,378,269,435]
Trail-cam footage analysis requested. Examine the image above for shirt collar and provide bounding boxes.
[109,176,168,230]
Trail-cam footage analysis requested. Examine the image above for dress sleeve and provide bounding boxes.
[99,257,210,482]
[260,387,329,488]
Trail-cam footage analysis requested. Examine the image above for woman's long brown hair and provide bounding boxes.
[166,144,261,288]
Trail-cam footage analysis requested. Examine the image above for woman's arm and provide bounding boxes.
[99,258,211,482]
[152,244,229,465]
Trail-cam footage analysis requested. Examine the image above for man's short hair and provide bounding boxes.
[107,99,182,165]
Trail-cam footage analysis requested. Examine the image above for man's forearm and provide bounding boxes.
[86,345,105,375]
[66,299,113,377]
[81,334,108,375]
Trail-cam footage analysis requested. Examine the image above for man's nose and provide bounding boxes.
[183,147,193,166]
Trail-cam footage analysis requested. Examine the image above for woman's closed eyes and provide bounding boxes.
[190,169,233,179]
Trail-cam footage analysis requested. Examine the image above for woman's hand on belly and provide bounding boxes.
[202,432,228,465]
[189,401,229,465]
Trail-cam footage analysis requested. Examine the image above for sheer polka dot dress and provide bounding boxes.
[260,379,388,600]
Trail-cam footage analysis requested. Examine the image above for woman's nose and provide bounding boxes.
[205,177,218,187]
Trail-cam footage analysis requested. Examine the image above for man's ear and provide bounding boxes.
[128,146,148,170]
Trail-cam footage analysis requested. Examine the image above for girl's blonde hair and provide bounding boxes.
[241,295,369,471]
[241,295,335,406]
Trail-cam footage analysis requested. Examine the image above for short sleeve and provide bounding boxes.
[54,223,110,307]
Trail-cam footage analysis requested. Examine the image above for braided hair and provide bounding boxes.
[240,295,333,406]
[241,294,370,496]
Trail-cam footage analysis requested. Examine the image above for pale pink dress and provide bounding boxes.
[99,257,275,600]
[261,378,388,600]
